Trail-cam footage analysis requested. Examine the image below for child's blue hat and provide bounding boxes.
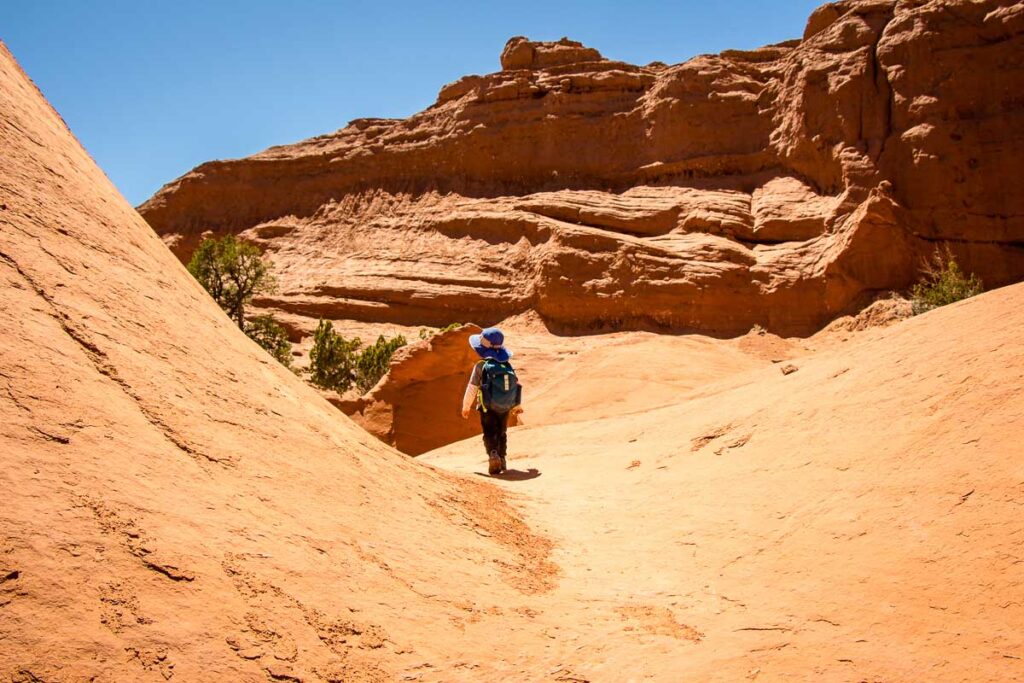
[469,327,513,362]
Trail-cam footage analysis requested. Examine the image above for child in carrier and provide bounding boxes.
[460,327,522,475]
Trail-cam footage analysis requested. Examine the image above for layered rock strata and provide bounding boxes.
[141,1,1024,336]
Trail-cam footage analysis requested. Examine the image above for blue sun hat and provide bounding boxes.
[469,327,513,362]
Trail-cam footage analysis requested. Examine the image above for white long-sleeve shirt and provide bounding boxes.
[461,361,485,414]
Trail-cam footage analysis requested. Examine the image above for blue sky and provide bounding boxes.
[4,1,822,206]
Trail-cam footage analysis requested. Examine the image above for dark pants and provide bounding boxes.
[478,408,509,458]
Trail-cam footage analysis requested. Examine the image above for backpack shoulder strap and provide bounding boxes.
[477,359,492,383]
[476,360,489,413]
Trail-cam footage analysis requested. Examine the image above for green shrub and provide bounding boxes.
[245,315,293,367]
[308,322,407,394]
[308,320,361,392]
[355,334,407,392]
[910,246,983,315]
[187,235,275,329]
[419,323,462,340]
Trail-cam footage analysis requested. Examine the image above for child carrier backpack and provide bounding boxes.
[479,359,521,414]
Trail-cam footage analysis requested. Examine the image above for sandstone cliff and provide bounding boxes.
[140,1,1024,337]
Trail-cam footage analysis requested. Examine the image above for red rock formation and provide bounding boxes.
[424,281,1024,683]
[5,29,1024,680]
[340,325,485,455]
[140,0,1024,337]
[339,324,534,456]
[0,41,555,681]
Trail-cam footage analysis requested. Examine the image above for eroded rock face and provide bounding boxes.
[0,42,555,680]
[500,36,604,71]
[340,325,487,455]
[140,0,1024,336]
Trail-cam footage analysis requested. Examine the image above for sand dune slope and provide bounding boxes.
[427,284,1024,681]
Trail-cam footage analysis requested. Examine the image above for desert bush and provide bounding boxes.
[187,235,274,329]
[355,334,407,392]
[308,320,361,392]
[308,322,407,393]
[245,315,293,367]
[418,323,462,340]
[910,246,983,315]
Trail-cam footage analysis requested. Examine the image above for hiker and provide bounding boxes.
[460,327,522,475]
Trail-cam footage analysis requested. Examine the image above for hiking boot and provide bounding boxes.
[499,455,507,472]
[488,451,502,475]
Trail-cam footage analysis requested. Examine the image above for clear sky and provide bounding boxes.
[4,0,822,206]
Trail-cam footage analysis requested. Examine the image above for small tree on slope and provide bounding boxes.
[187,235,274,329]
[187,236,292,366]
[245,315,294,368]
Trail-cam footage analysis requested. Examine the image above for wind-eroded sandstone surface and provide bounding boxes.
[0,41,555,682]
[141,0,1024,337]
[3,25,1024,681]
[425,281,1024,682]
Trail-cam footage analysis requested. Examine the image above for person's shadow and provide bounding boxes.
[476,468,541,481]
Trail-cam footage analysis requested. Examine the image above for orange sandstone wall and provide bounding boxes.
[140,1,1024,336]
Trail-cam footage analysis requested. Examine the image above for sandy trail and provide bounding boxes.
[424,292,1024,681]
[424,342,792,680]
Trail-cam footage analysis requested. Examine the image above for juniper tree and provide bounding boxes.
[245,315,293,367]
[308,319,361,392]
[187,235,274,330]
[355,334,407,392]
[187,236,293,367]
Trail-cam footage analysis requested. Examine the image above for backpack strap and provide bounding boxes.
[476,360,488,413]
